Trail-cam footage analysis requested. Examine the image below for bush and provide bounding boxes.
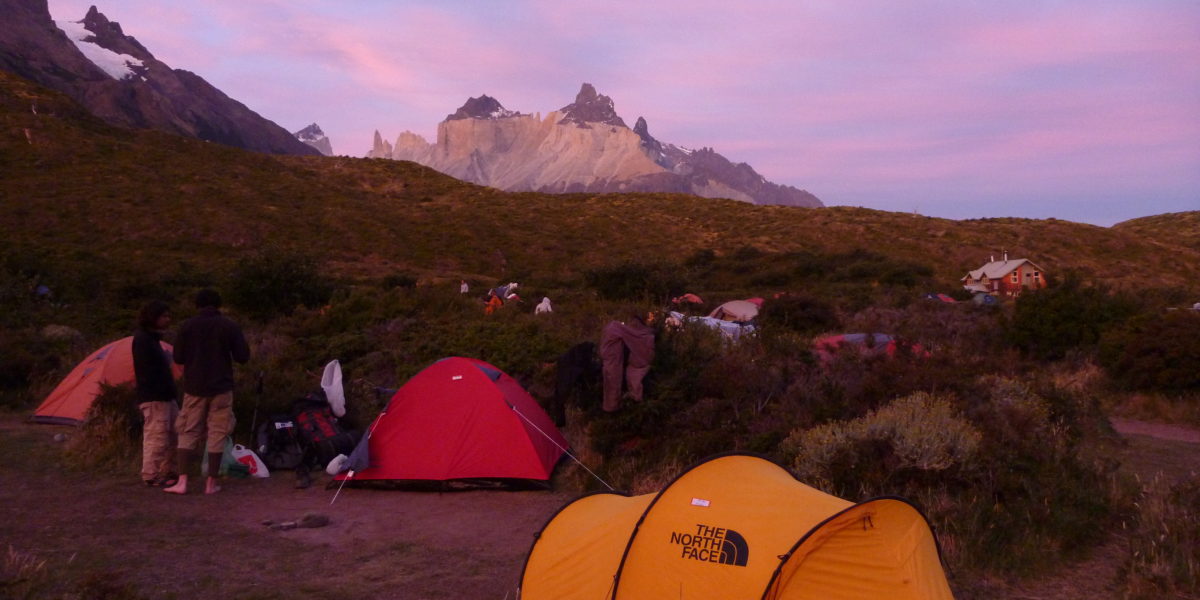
[1099,311,1200,391]
[226,250,334,320]
[1006,275,1135,360]
[64,384,141,472]
[783,392,981,495]
[584,261,686,302]
[757,294,839,335]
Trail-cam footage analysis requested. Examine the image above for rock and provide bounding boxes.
[52,433,67,443]
[269,521,297,531]
[298,513,330,528]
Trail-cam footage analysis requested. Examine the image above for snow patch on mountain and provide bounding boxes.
[55,19,141,80]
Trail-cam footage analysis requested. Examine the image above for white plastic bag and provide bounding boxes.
[321,359,345,417]
[231,443,270,478]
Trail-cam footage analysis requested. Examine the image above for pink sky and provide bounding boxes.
[49,0,1200,225]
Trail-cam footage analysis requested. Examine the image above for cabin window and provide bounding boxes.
[1011,272,1018,283]
[1034,271,1040,279]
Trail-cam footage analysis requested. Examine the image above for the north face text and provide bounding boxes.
[669,524,749,566]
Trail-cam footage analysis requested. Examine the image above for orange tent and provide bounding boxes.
[32,336,179,425]
[520,454,953,600]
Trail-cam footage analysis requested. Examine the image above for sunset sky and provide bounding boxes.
[49,0,1200,226]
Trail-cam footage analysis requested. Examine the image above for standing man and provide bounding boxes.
[599,309,656,412]
[132,300,179,487]
[164,289,250,495]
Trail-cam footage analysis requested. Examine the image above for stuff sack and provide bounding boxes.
[256,414,305,470]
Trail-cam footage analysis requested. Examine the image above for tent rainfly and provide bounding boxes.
[33,336,179,425]
[335,357,566,487]
[520,453,954,600]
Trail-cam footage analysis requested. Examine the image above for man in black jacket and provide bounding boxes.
[164,289,250,495]
[132,300,179,486]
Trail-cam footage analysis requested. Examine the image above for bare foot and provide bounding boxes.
[205,477,221,495]
[164,475,188,494]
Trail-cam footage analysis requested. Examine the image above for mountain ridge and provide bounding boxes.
[370,83,822,207]
[0,0,317,156]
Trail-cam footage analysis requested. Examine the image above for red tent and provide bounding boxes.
[33,336,180,425]
[339,357,566,486]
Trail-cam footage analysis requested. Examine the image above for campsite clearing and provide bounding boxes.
[1,413,1196,599]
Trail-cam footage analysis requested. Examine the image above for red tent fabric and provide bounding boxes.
[33,336,180,425]
[342,357,566,484]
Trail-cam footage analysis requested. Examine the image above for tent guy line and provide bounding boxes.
[509,403,613,491]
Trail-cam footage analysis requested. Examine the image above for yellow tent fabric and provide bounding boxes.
[520,493,653,600]
[520,454,954,600]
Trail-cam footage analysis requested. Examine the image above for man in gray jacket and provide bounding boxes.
[164,289,250,495]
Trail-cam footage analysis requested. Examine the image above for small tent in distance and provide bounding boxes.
[33,336,179,425]
[336,357,567,488]
[520,453,953,600]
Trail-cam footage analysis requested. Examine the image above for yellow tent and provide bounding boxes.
[520,454,954,599]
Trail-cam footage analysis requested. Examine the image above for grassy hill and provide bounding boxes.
[3,70,1199,300]
[1114,211,1200,253]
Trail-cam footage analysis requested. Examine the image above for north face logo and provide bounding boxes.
[669,524,749,566]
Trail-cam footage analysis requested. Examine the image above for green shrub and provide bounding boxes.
[584,261,687,302]
[226,250,334,320]
[64,384,141,472]
[1099,311,1200,391]
[783,392,981,494]
[757,294,839,334]
[1006,275,1136,360]
[382,272,418,289]
[1122,476,1200,598]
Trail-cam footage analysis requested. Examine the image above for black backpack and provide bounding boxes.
[291,391,359,466]
[255,414,305,470]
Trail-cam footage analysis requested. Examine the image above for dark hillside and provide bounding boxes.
[2,70,1198,297]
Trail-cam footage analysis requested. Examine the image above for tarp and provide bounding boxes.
[335,357,566,485]
[33,336,180,425]
[708,300,759,323]
[669,311,757,342]
[520,454,953,600]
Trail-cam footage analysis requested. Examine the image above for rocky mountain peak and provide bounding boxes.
[295,123,325,139]
[293,123,332,155]
[79,5,151,60]
[558,83,626,128]
[446,95,521,121]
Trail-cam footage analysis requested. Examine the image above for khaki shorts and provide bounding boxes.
[175,392,234,452]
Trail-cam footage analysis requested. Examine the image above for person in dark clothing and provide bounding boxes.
[164,289,250,495]
[550,342,597,426]
[599,310,656,412]
[132,300,179,487]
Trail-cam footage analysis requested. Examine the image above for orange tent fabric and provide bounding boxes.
[521,454,953,600]
[33,336,179,425]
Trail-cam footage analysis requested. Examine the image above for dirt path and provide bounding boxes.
[3,415,1198,599]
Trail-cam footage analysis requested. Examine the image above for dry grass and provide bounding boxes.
[1122,475,1200,598]
[1,546,52,600]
